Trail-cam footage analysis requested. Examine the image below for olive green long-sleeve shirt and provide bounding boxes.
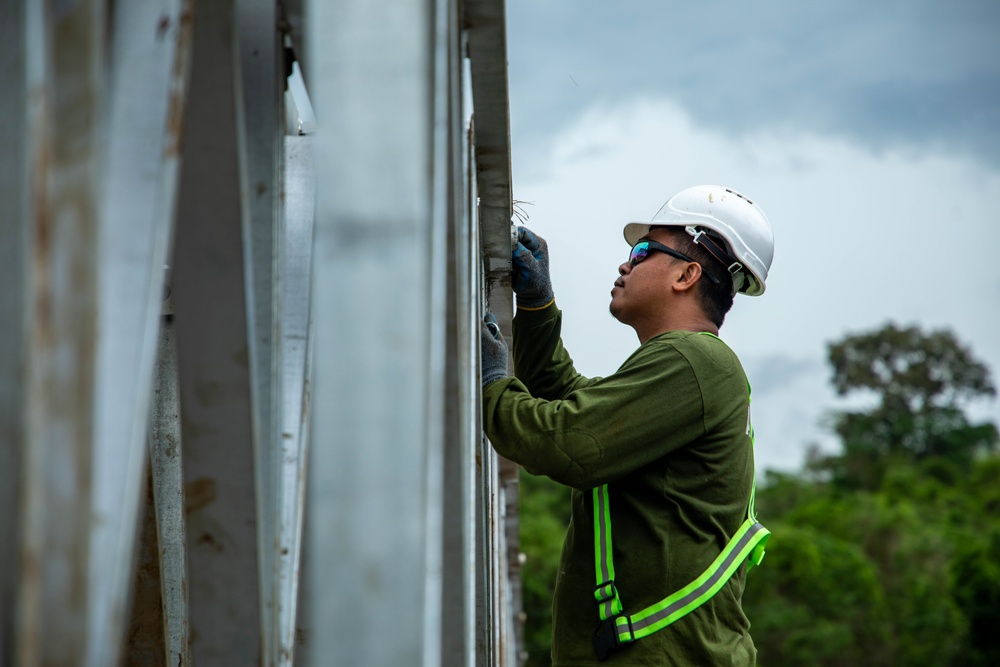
[483,303,757,666]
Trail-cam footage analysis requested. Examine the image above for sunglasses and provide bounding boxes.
[628,240,721,286]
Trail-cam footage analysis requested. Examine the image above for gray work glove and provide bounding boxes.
[512,226,554,308]
[481,312,509,387]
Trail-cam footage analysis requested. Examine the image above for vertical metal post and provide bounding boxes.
[439,0,478,664]
[464,117,504,667]
[427,0,467,663]
[171,0,261,662]
[459,126,484,667]
[277,134,315,666]
[480,362,503,667]
[463,118,492,667]
[87,1,194,664]
[149,316,191,667]
[121,310,188,667]
[466,0,520,661]
[0,0,28,662]
[15,1,104,664]
[304,0,445,663]
[233,4,285,660]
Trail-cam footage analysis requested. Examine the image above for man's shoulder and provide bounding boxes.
[645,330,741,364]
[642,331,747,392]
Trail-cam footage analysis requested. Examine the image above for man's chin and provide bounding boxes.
[608,301,623,322]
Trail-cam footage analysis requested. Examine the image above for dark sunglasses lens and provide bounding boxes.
[629,242,649,266]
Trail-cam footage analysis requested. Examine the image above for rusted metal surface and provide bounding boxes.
[16,0,103,664]
[172,0,262,662]
[124,463,167,667]
[149,317,190,667]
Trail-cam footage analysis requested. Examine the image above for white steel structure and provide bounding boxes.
[0,0,522,665]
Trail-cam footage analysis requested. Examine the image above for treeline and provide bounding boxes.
[745,455,999,665]
[518,324,1000,666]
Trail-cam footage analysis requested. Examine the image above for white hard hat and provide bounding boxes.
[623,184,774,296]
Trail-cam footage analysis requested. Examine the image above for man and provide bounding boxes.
[480,184,775,665]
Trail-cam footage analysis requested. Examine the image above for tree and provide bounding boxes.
[829,324,994,411]
[823,323,997,488]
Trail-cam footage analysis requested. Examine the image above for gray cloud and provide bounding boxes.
[507,0,1000,168]
[743,355,826,398]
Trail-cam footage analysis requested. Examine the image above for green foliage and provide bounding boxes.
[750,324,999,665]
[744,522,890,666]
[753,474,977,664]
[518,471,571,667]
[951,529,1000,666]
[750,453,1000,666]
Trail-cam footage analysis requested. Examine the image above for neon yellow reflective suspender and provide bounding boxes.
[592,486,769,653]
[591,376,769,658]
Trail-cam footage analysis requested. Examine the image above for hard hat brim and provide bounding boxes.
[623,222,656,247]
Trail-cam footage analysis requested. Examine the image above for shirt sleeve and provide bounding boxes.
[510,302,599,400]
[482,332,709,490]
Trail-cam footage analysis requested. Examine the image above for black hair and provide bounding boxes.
[661,227,735,327]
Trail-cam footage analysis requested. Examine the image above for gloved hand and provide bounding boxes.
[512,226,554,309]
[481,312,509,387]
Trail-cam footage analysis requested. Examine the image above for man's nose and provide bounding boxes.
[619,262,631,276]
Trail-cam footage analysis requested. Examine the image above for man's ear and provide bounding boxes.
[673,262,702,293]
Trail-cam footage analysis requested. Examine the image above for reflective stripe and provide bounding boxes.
[623,520,769,642]
[592,484,621,619]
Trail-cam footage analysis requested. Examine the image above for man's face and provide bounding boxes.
[609,227,686,326]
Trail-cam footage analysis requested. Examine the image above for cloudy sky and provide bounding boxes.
[502,1,1000,473]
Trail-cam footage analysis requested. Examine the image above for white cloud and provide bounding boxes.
[510,96,1000,473]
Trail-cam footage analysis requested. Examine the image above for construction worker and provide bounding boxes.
[480,184,775,665]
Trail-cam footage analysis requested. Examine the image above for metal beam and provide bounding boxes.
[233,4,286,659]
[87,1,194,664]
[466,0,521,663]
[172,1,261,662]
[441,3,477,662]
[464,0,514,278]
[149,316,191,667]
[277,134,315,667]
[16,1,104,664]
[123,311,190,667]
[303,0,444,663]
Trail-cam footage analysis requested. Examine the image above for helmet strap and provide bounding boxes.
[686,226,745,294]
